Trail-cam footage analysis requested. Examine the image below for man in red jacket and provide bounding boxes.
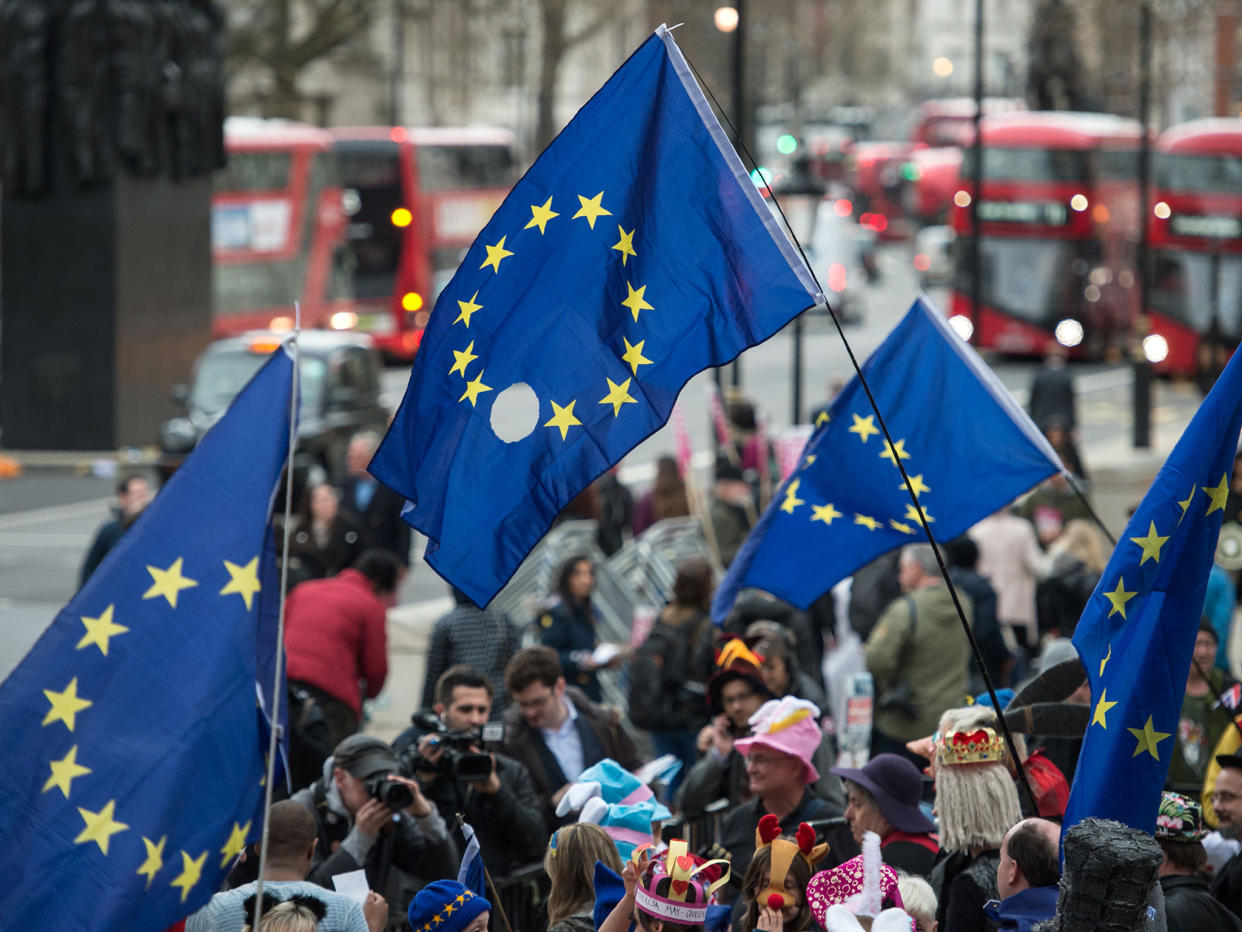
[285,549,405,748]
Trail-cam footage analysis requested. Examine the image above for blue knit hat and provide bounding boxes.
[407,880,491,932]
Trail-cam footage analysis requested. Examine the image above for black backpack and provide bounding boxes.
[628,613,713,731]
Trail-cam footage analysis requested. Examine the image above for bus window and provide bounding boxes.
[416,144,516,190]
[217,152,292,191]
[961,147,1090,183]
[337,144,405,301]
[1156,153,1242,192]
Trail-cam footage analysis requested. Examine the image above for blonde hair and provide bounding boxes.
[241,900,320,932]
[1048,519,1108,574]
[897,875,937,932]
[934,706,1021,854]
[545,822,624,924]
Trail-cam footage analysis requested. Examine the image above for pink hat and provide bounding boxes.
[734,697,823,784]
[806,851,903,928]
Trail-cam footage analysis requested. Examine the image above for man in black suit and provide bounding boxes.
[337,430,411,567]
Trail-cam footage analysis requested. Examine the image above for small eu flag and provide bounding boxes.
[0,347,294,928]
[369,25,820,607]
[712,297,1063,619]
[1064,347,1242,835]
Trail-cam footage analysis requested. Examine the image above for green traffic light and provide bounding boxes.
[776,134,798,156]
[902,162,920,181]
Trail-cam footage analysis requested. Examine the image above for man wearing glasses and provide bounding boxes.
[1210,753,1242,920]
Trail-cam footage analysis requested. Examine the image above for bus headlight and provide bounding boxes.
[948,314,973,341]
[330,311,359,330]
[1055,318,1084,347]
[1143,333,1169,363]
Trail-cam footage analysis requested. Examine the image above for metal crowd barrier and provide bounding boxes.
[489,861,551,932]
[660,797,732,855]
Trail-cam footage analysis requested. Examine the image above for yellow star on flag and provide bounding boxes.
[854,514,881,531]
[74,799,128,856]
[479,235,513,273]
[76,604,127,657]
[43,677,92,731]
[612,226,637,266]
[573,191,612,229]
[1104,577,1137,619]
[880,438,912,465]
[903,474,931,498]
[1128,715,1172,760]
[137,835,166,888]
[1204,474,1230,515]
[890,520,916,535]
[811,503,841,525]
[621,281,653,322]
[459,370,492,407]
[1177,487,1196,519]
[1129,521,1169,566]
[220,557,262,611]
[780,479,805,514]
[449,341,478,378]
[170,849,207,902]
[545,400,583,440]
[143,557,198,608]
[454,291,483,328]
[815,411,830,427]
[904,503,933,525]
[621,337,652,376]
[1100,643,1112,676]
[525,196,559,235]
[220,820,251,868]
[43,744,91,798]
[803,455,817,466]
[848,413,879,443]
[599,378,637,417]
[1092,689,1117,729]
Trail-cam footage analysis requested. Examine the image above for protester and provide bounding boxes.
[737,821,826,932]
[594,468,635,556]
[500,646,642,830]
[1155,791,1242,932]
[969,508,1044,658]
[866,544,972,763]
[1206,563,1238,672]
[726,591,826,694]
[1211,754,1242,920]
[288,482,369,582]
[1035,518,1107,640]
[627,557,717,781]
[599,842,728,932]
[290,735,455,922]
[719,697,843,897]
[710,455,756,567]
[242,900,322,932]
[284,549,404,759]
[633,454,691,535]
[79,474,152,587]
[805,832,908,928]
[406,880,492,932]
[336,429,412,567]
[1168,622,1237,796]
[538,555,624,703]
[1028,343,1077,440]
[928,706,1020,932]
[546,822,624,932]
[983,818,1060,932]
[1014,476,1093,550]
[394,666,546,874]
[831,753,940,877]
[186,800,381,932]
[748,623,827,711]
[896,875,939,932]
[420,586,520,718]
[944,535,1013,691]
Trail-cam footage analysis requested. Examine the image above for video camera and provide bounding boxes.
[404,711,505,783]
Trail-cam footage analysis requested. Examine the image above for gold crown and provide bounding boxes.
[935,726,1006,766]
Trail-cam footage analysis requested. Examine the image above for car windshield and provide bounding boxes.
[191,350,326,415]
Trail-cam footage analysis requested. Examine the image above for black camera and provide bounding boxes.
[365,771,414,811]
[405,712,505,782]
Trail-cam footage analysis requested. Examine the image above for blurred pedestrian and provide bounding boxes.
[633,455,690,535]
[945,535,1013,691]
[1167,622,1237,797]
[1035,518,1107,640]
[336,430,411,567]
[420,585,519,718]
[970,507,1044,659]
[288,482,368,583]
[1028,343,1077,438]
[710,455,755,567]
[983,818,1060,932]
[79,474,152,587]
[538,555,624,703]
[594,468,634,556]
[1156,791,1242,932]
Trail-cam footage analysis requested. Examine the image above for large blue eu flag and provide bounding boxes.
[1064,348,1242,835]
[0,346,294,928]
[712,297,1064,619]
[368,25,820,607]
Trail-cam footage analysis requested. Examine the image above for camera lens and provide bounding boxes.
[455,752,494,783]
[367,772,414,810]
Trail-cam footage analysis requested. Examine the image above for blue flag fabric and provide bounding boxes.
[712,296,1063,620]
[1064,349,1242,835]
[0,347,294,929]
[457,821,486,898]
[369,25,819,607]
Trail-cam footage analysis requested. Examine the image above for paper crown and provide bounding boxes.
[716,638,764,670]
[934,725,1006,766]
[632,839,731,925]
[752,815,830,911]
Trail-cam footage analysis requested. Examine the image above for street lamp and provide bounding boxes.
[714,6,738,32]
[774,155,827,425]
[717,0,747,389]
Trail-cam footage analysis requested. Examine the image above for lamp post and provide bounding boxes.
[775,156,827,425]
[716,3,746,390]
[1133,0,1152,448]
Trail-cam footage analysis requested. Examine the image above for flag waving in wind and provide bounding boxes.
[369,25,820,607]
[0,346,294,928]
[1064,347,1242,835]
[713,296,1064,619]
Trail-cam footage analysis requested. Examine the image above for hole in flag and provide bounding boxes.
[491,382,540,443]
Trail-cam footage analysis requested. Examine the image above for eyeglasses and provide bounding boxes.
[746,754,787,768]
[1213,791,1241,804]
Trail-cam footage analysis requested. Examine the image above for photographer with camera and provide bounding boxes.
[291,734,456,922]
[394,666,547,875]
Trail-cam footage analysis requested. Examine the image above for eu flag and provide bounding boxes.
[712,297,1063,619]
[0,347,294,928]
[1064,347,1242,835]
[369,25,820,607]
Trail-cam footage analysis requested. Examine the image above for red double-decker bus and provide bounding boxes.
[1146,119,1242,376]
[212,118,353,335]
[329,126,518,360]
[948,111,1143,358]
